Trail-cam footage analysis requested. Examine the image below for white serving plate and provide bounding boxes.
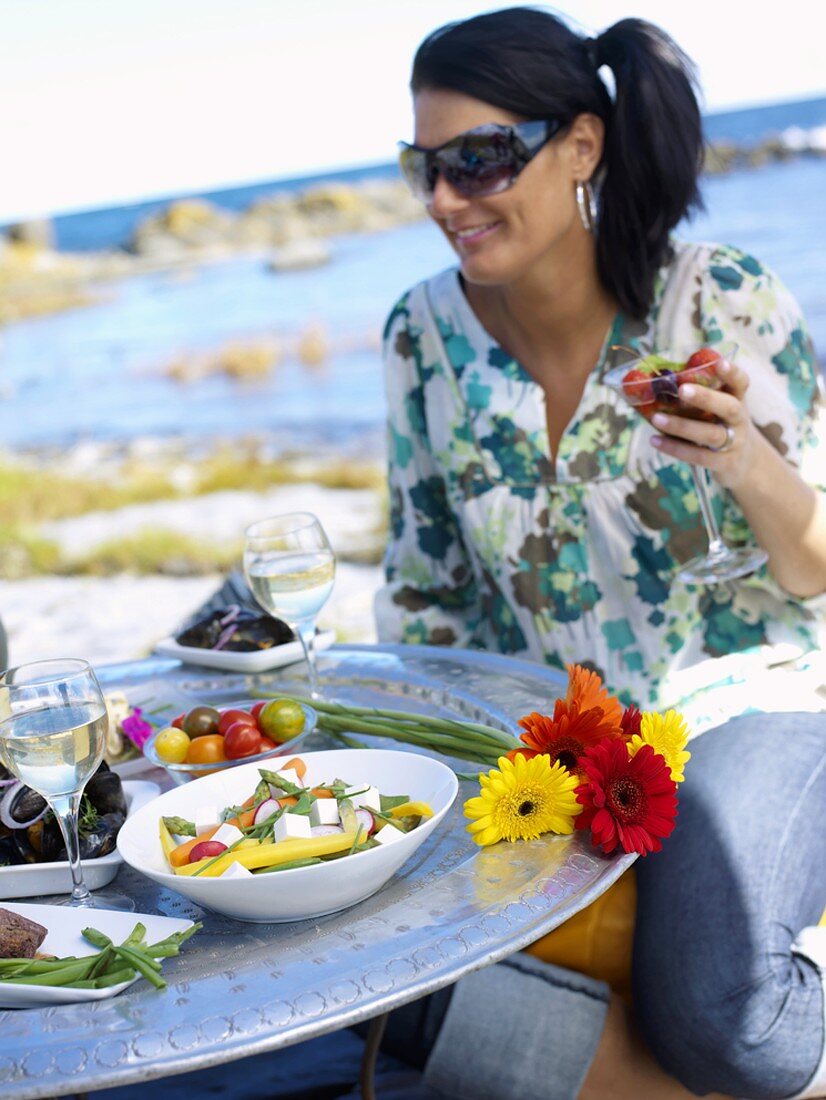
[0,903,195,1008]
[0,781,160,900]
[153,629,336,672]
[117,749,458,923]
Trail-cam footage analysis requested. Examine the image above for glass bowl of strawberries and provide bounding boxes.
[607,345,729,423]
[603,342,768,584]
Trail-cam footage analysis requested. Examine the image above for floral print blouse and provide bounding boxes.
[374,240,826,733]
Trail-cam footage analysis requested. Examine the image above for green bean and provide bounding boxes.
[2,959,97,986]
[121,922,148,948]
[113,947,166,990]
[251,857,323,873]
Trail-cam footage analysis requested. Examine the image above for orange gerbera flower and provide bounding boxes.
[518,698,622,776]
[505,746,540,763]
[566,664,623,733]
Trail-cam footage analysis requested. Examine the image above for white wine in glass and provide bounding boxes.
[244,513,336,698]
[0,659,134,910]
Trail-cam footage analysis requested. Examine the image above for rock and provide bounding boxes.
[6,219,55,250]
[268,238,331,271]
[129,199,236,255]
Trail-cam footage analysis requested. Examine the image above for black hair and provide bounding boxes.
[410,7,705,320]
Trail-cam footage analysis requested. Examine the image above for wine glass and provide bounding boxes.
[243,512,336,698]
[603,343,769,584]
[0,659,134,910]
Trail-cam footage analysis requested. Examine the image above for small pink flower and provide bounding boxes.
[121,707,153,750]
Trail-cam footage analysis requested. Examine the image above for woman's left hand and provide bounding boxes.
[649,359,757,490]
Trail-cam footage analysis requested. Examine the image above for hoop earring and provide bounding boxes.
[575,180,598,234]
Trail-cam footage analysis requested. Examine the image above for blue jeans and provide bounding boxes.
[633,711,826,1098]
[378,712,826,1099]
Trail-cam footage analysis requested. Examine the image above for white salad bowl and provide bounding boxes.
[116,748,458,923]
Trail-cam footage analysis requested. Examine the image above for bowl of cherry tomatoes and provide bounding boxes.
[142,698,316,786]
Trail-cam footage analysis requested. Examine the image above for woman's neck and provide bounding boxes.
[465,233,617,373]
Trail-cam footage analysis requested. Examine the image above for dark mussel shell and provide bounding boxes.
[176,608,294,652]
[9,761,127,864]
[9,786,47,826]
[34,808,125,862]
[84,761,127,817]
[0,835,24,867]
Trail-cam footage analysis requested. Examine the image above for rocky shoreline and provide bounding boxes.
[2,132,824,322]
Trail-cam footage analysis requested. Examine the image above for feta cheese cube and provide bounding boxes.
[309,799,341,827]
[194,806,221,836]
[211,822,244,848]
[220,861,253,879]
[273,812,312,842]
[375,822,406,846]
[344,784,381,813]
[267,768,305,797]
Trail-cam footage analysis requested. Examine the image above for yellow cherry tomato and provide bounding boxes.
[153,726,191,764]
[258,699,306,742]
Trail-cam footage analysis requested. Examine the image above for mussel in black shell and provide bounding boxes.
[4,761,127,865]
[176,606,294,652]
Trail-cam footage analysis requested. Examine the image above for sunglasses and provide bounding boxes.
[398,119,563,203]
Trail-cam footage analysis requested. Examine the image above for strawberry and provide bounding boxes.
[685,347,718,369]
[683,347,722,388]
[621,368,655,406]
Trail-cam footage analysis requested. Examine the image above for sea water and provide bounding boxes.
[1,99,824,454]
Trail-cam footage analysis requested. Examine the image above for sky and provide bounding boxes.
[2,0,825,223]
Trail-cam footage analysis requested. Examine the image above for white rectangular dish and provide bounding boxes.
[153,629,335,672]
[0,781,160,899]
[0,903,194,1007]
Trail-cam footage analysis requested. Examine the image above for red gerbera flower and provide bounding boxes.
[518,698,622,776]
[619,705,642,740]
[575,739,678,856]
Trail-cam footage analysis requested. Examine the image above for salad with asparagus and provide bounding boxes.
[159,755,434,878]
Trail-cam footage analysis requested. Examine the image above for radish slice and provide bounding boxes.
[355,809,376,835]
[310,825,344,837]
[189,840,227,863]
[253,798,280,826]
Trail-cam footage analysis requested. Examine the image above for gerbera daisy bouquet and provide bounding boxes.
[261,665,688,858]
[463,665,688,857]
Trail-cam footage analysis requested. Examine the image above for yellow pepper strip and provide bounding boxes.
[175,831,358,877]
[389,801,434,819]
[159,820,177,868]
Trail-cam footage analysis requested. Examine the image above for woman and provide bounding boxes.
[373,9,826,1100]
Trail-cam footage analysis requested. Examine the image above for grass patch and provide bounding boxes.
[0,452,385,526]
[67,529,243,577]
[0,525,62,579]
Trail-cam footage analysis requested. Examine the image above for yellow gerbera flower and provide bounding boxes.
[463,752,582,846]
[628,709,691,784]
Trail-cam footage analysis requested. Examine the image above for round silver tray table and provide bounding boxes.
[0,644,633,1098]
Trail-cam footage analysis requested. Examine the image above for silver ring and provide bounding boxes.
[708,424,735,453]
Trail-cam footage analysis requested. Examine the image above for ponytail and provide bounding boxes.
[593,19,704,318]
[410,9,705,320]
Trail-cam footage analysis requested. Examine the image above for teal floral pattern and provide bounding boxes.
[375,241,826,732]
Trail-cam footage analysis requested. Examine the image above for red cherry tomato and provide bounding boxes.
[171,712,186,730]
[189,840,227,863]
[250,701,267,723]
[223,721,263,760]
[258,735,277,753]
[218,709,258,736]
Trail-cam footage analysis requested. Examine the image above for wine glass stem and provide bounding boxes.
[295,618,319,699]
[690,465,727,555]
[50,790,92,906]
